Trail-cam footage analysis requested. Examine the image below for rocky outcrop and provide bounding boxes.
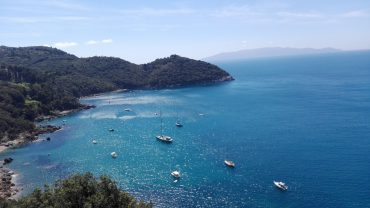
[3,158,13,165]
[0,167,20,199]
[31,125,61,138]
[0,125,61,151]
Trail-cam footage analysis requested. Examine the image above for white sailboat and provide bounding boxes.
[156,111,173,143]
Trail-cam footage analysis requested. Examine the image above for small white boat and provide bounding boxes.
[175,113,183,127]
[273,181,288,191]
[171,171,181,178]
[199,113,205,116]
[224,160,235,168]
[124,108,132,112]
[108,128,114,132]
[156,135,173,143]
[92,140,97,144]
[111,152,118,158]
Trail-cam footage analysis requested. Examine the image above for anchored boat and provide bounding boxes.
[171,171,181,178]
[224,160,235,168]
[156,111,173,143]
[273,181,288,191]
[111,152,118,158]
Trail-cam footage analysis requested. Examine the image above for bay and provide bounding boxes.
[2,51,370,207]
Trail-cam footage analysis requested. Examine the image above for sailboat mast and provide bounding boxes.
[160,110,163,136]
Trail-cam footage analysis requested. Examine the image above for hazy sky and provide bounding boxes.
[1,0,369,63]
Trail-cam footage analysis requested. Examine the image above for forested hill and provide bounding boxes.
[0,46,233,141]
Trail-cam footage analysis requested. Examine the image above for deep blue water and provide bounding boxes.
[2,51,370,207]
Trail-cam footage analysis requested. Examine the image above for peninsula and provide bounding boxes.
[0,46,233,144]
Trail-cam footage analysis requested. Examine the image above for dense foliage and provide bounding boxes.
[0,173,152,208]
[0,82,34,140]
[0,46,231,92]
[0,46,232,141]
[0,79,80,140]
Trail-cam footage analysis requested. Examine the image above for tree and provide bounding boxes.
[0,173,152,208]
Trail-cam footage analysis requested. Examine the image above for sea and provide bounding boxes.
[2,51,370,207]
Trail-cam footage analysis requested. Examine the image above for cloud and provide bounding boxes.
[0,17,41,23]
[277,12,323,19]
[211,5,262,17]
[102,39,113,44]
[56,16,90,21]
[0,16,89,24]
[119,8,195,16]
[209,5,326,23]
[342,10,369,18]
[86,40,98,45]
[43,0,90,11]
[85,39,113,45]
[53,42,77,48]
[45,39,113,48]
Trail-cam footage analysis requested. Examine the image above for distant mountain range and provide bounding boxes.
[204,47,342,61]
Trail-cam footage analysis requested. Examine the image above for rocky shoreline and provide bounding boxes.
[0,125,62,150]
[0,167,19,199]
[35,104,96,122]
[0,104,95,200]
[0,125,62,200]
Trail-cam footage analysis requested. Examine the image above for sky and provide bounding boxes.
[0,0,370,63]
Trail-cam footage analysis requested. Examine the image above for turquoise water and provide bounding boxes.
[2,51,370,207]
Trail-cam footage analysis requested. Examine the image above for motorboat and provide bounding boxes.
[108,128,114,132]
[124,108,132,112]
[92,140,97,144]
[175,121,183,127]
[171,171,181,178]
[111,152,118,158]
[224,160,235,168]
[273,181,288,191]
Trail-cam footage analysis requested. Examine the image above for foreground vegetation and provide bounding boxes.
[0,46,232,141]
[0,173,152,208]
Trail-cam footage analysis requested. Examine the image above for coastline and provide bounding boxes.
[0,102,97,200]
[0,104,96,199]
[0,79,232,200]
[0,125,62,200]
[0,125,62,154]
[34,104,96,122]
[0,167,19,198]
[9,172,22,200]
